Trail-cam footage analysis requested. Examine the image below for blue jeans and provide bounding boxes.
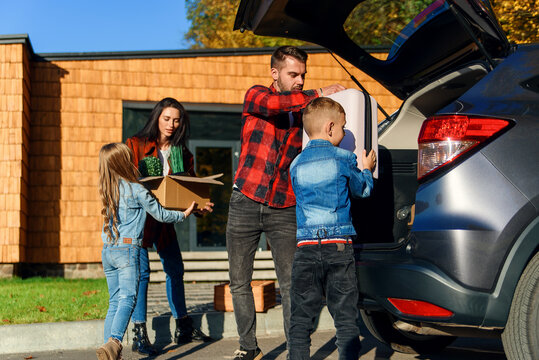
[131,247,150,323]
[226,190,297,350]
[132,238,187,322]
[102,244,140,343]
[289,243,361,360]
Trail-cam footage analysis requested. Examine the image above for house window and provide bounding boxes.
[188,140,239,250]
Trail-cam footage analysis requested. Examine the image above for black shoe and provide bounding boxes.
[174,316,213,344]
[132,323,159,356]
[190,327,213,342]
[233,347,263,360]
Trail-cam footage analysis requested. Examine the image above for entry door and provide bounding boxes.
[187,140,240,251]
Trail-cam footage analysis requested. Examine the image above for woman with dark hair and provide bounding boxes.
[129,97,192,176]
[126,97,213,355]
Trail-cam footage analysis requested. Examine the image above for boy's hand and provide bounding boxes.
[182,201,196,218]
[362,149,377,172]
[194,202,214,216]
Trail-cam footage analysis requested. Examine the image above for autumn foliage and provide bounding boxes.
[185,0,303,48]
[492,0,539,44]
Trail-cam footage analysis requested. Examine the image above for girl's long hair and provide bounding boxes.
[99,143,140,242]
[134,97,190,147]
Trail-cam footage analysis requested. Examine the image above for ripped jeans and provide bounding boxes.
[102,243,140,343]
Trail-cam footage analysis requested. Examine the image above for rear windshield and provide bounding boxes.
[343,0,441,59]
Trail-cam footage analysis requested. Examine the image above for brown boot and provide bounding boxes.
[96,337,122,360]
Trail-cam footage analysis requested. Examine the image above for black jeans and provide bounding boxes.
[289,243,361,360]
[226,190,297,350]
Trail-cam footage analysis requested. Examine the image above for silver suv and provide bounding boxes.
[235,1,539,359]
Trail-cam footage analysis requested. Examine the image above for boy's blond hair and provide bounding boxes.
[303,97,345,137]
[98,143,140,243]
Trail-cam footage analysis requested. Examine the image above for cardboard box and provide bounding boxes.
[140,173,223,210]
[214,281,276,313]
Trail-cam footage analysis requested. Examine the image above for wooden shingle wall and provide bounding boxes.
[0,43,30,264]
[5,44,401,266]
[26,61,65,263]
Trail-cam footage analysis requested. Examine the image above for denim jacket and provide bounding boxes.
[290,139,373,240]
[101,179,185,245]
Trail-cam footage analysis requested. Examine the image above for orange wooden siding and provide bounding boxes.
[1,40,401,264]
[0,43,31,264]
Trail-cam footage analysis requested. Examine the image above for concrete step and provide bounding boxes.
[150,270,278,282]
[149,250,276,283]
[183,259,275,271]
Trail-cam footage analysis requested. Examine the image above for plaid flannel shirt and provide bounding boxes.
[234,84,318,208]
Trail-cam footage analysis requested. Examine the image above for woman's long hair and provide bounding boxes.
[134,97,190,147]
[99,143,140,242]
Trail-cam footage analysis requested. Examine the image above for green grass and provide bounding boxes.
[0,277,109,325]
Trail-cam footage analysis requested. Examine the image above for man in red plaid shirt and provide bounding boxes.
[226,46,345,360]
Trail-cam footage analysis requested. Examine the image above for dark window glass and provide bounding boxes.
[194,147,233,248]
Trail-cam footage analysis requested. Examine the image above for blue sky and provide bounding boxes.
[0,0,192,53]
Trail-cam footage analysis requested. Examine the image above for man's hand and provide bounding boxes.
[319,84,346,97]
[362,149,377,172]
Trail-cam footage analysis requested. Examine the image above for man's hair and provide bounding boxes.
[271,46,308,69]
[303,97,345,137]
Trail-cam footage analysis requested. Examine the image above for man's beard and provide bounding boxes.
[277,77,303,92]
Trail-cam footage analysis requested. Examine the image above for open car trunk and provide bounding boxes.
[355,63,490,246]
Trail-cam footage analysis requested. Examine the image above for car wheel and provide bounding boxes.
[359,309,455,354]
[502,251,539,360]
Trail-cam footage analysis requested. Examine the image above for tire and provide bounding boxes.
[502,251,539,360]
[360,309,455,354]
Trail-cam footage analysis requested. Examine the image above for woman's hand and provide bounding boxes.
[194,202,214,216]
[182,201,197,218]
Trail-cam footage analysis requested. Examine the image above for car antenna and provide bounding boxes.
[326,48,390,119]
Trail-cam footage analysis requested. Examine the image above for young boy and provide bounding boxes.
[288,97,376,360]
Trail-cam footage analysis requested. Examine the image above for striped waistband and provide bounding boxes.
[297,238,351,247]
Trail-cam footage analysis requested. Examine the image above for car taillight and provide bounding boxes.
[388,298,453,318]
[417,115,510,180]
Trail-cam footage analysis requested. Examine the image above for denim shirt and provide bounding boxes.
[290,139,373,240]
[101,179,185,245]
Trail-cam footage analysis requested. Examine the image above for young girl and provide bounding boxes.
[96,143,195,360]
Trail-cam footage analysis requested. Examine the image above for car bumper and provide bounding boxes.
[356,247,494,326]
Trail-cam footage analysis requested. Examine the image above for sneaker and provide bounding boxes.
[233,347,263,360]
